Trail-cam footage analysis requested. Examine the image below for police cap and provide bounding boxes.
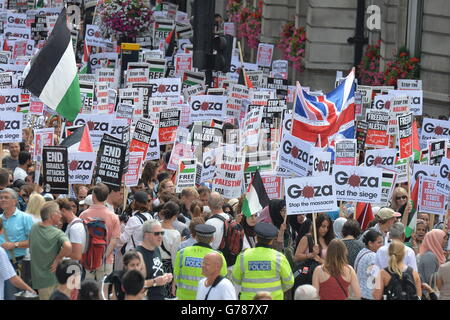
[194,224,216,237]
[254,223,278,240]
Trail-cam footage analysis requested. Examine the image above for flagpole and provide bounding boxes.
[312,212,318,245]
[402,157,412,228]
[237,41,246,86]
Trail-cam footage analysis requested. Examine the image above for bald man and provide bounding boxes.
[205,192,229,250]
[196,252,237,300]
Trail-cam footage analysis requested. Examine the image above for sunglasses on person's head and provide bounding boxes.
[150,231,165,236]
[396,195,407,200]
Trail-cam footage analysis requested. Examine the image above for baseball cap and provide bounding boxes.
[376,207,401,220]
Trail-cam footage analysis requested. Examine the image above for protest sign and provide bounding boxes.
[397,112,413,159]
[130,118,154,158]
[68,152,96,185]
[79,80,94,113]
[125,68,149,86]
[43,146,69,194]
[0,72,13,89]
[364,148,397,170]
[146,127,160,161]
[159,107,180,145]
[189,95,226,122]
[175,158,197,193]
[198,148,217,183]
[85,24,112,48]
[412,163,440,188]
[242,107,263,147]
[356,121,368,151]
[285,176,337,215]
[335,139,357,166]
[223,22,235,36]
[421,118,450,145]
[333,165,383,203]
[436,157,450,196]
[277,133,312,177]
[115,103,134,124]
[33,128,54,161]
[213,159,245,199]
[428,139,447,166]
[0,112,22,143]
[73,114,119,149]
[388,96,409,135]
[397,79,422,90]
[365,110,390,148]
[388,89,422,115]
[372,95,392,112]
[272,60,288,80]
[307,149,332,177]
[147,77,181,97]
[167,141,194,171]
[174,53,192,77]
[256,43,274,67]
[379,169,397,206]
[124,152,144,187]
[94,136,128,190]
[0,88,22,112]
[418,176,447,216]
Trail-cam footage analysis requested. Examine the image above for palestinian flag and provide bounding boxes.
[405,176,419,238]
[238,67,254,89]
[179,159,196,174]
[23,8,81,122]
[60,125,93,153]
[154,0,163,11]
[356,202,374,231]
[165,27,176,57]
[148,58,166,74]
[242,170,270,218]
[183,71,205,86]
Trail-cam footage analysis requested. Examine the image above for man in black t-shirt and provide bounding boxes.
[50,260,82,300]
[136,220,173,300]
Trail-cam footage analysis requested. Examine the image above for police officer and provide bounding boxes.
[232,222,294,300]
[173,224,228,300]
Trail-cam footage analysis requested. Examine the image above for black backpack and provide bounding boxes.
[120,212,148,255]
[383,267,419,300]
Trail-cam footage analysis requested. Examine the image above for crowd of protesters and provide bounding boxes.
[0,140,449,301]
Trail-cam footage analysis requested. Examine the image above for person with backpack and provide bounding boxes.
[373,239,422,300]
[312,239,361,300]
[205,192,245,267]
[79,183,120,283]
[173,224,227,300]
[57,198,86,262]
[117,192,153,254]
[232,223,294,300]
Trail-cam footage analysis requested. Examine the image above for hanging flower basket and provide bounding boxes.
[277,22,306,72]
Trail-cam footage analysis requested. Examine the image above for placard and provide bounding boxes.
[356,121,368,151]
[167,141,194,171]
[198,148,217,183]
[130,118,154,158]
[307,148,332,177]
[159,107,180,145]
[68,151,96,184]
[0,88,22,112]
[418,176,446,215]
[33,127,54,161]
[146,77,181,97]
[412,163,440,188]
[94,136,128,190]
[428,139,447,166]
[335,139,357,166]
[436,158,450,196]
[256,43,274,68]
[124,152,144,187]
[397,79,422,90]
[272,60,288,80]
[365,110,389,148]
[379,169,397,206]
[421,118,450,145]
[277,133,312,177]
[189,95,226,122]
[0,112,22,143]
[388,89,422,115]
[146,126,160,161]
[212,158,245,199]
[242,107,263,147]
[285,176,337,215]
[333,165,383,203]
[364,148,397,170]
[43,146,69,194]
[176,158,197,193]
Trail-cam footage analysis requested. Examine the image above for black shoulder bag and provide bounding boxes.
[204,276,224,300]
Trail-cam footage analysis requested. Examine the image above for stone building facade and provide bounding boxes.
[217,0,449,117]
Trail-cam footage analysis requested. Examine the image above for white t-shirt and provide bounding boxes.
[0,247,16,300]
[205,213,229,250]
[196,277,237,300]
[375,242,418,271]
[118,212,153,252]
[13,167,27,182]
[65,218,87,254]
[161,228,181,266]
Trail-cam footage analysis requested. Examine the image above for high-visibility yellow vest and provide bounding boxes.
[173,243,227,300]
[232,245,294,300]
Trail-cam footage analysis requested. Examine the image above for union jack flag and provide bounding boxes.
[291,68,356,150]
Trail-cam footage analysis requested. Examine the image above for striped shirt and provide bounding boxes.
[0,247,16,300]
